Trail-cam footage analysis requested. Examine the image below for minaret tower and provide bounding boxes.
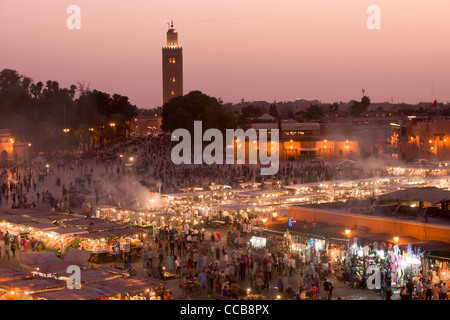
[162,21,183,105]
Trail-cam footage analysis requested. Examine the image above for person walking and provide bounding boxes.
[158,246,164,263]
[385,284,392,300]
[148,248,153,266]
[23,237,27,252]
[263,268,270,290]
[432,283,440,300]
[175,256,181,275]
[10,242,16,258]
[298,273,305,293]
[142,250,148,270]
[222,247,228,264]
[4,242,9,261]
[425,280,433,300]
[416,279,423,299]
[440,283,448,300]
[167,253,174,271]
[215,246,220,261]
[4,231,10,246]
[323,278,334,300]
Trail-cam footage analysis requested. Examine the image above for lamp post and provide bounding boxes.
[393,233,399,243]
[272,210,278,221]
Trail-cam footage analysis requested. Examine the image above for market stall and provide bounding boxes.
[96,205,117,221]
[75,228,148,264]
[425,247,450,284]
[346,236,424,289]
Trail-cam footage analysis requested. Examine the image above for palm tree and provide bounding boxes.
[361,96,371,109]
[30,81,43,124]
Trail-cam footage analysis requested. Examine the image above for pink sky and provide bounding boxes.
[1,0,449,108]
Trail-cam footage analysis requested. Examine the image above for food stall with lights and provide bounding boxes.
[249,236,267,249]
[96,205,117,221]
[0,221,30,239]
[23,269,165,300]
[43,228,86,256]
[74,228,148,263]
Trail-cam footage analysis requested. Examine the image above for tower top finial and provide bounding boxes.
[171,20,174,28]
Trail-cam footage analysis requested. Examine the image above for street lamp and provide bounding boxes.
[345,229,351,236]
[272,211,278,221]
[63,128,70,133]
[393,234,399,243]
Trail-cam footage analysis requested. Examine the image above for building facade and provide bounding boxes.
[399,119,450,161]
[0,129,29,166]
[0,129,14,166]
[130,115,163,135]
[162,21,183,105]
[239,120,360,161]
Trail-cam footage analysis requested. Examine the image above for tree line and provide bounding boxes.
[0,69,138,154]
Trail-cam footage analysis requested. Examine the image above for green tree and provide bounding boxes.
[269,104,279,118]
[351,101,364,117]
[361,95,371,109]
[329,102,339,112]
[287,111,295,119]
[306,104,324,120]
[161,90,235,134]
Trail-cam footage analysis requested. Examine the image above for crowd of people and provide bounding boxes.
[92,135,389,197]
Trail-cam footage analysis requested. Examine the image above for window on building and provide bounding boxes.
[171,90,174,95]
[339,150,343,155]
[170,76,176,82]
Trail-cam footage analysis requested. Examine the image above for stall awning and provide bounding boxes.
[378,186,450,204]
[0,268,28,282]
[265,221,349,242]
[93,276,164,294]
[31,283,120,300]
[0,277,67,292]
[76,228,148,239]
[427,250,450,261]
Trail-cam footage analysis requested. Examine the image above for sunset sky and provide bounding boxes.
[1,0,449,108]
